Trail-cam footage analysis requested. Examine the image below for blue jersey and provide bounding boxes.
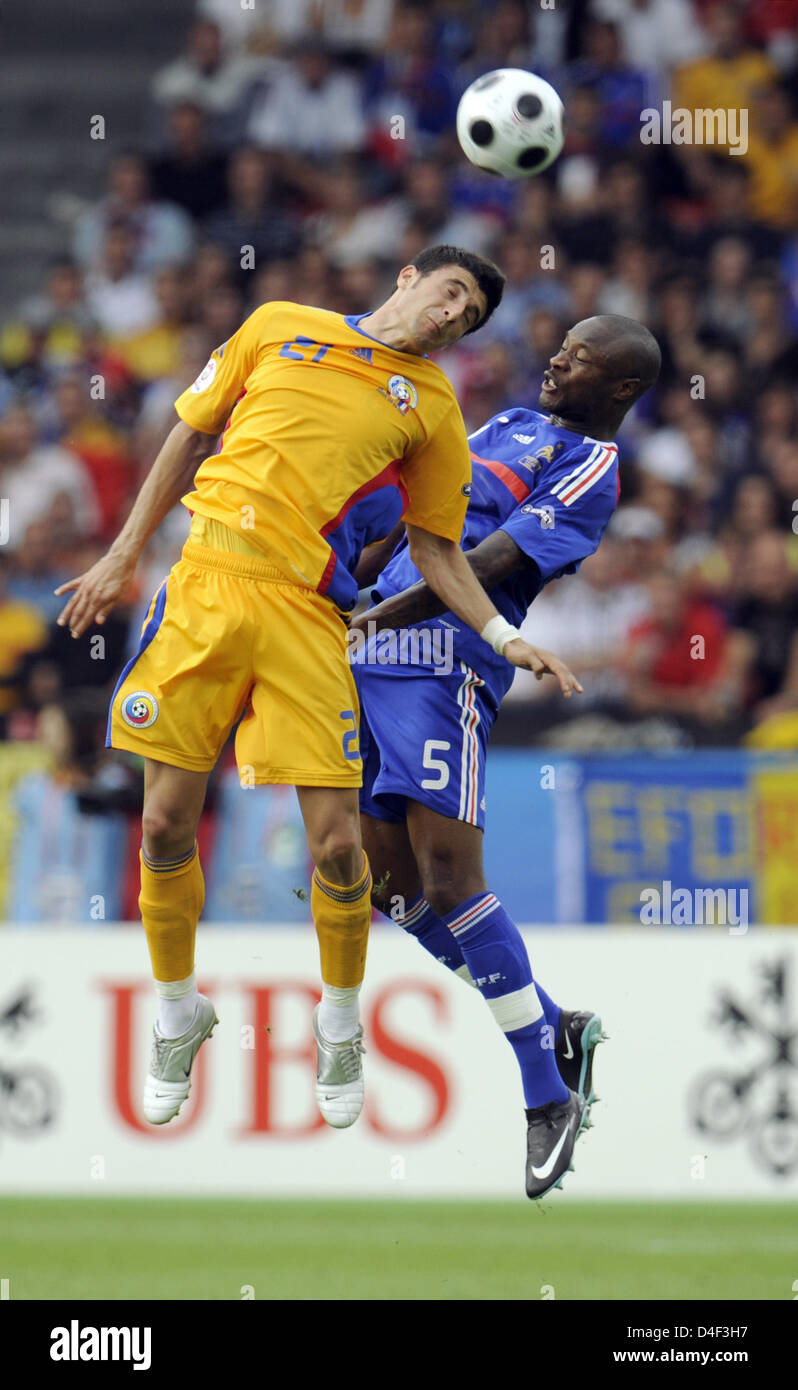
[367,408,620,708]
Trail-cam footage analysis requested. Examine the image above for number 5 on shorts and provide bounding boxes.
[421,739,451,789]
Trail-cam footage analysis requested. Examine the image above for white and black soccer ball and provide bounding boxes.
[456,68,565,179]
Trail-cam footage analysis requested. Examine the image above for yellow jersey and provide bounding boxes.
[174,301,471,610]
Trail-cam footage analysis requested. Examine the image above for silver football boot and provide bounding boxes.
[142,995,218,1124]
[312,1004,365,1128]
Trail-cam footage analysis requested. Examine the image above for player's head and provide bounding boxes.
[392,245,506,353]
[540,315,661,428]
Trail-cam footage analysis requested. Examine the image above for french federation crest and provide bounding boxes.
[385,374,418,415]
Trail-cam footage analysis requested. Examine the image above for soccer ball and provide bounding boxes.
[456,68,565,179]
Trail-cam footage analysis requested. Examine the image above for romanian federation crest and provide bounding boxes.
[385,374,418,415]
[121,691,159,729]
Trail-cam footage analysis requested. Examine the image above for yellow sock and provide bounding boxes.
[138,841,204,983]
[311,852,372,988]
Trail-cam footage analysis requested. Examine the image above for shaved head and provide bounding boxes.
[570,315,662,401]
[539,313,661,436]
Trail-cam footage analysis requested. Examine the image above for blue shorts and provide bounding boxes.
[354,661,496,830]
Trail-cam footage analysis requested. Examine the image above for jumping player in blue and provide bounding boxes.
[350,315,661,1199]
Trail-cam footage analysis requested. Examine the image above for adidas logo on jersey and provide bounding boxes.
[349,346,373,363]
[513,432,536,444]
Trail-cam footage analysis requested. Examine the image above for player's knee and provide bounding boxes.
[141,801,198,860]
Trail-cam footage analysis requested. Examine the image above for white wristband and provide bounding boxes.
[480,615,522,655]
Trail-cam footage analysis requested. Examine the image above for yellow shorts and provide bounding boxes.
[107,530,362,786]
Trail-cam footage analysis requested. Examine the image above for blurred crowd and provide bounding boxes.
[2,0,798,761]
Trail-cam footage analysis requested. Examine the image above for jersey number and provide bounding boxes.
[279,336,331,363]
[340,710,359,761]
[421,740,451,790]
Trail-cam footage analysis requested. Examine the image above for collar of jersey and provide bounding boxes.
[542,414,618,449]
[345,312,429,358]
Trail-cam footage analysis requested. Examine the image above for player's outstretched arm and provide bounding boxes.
[404,524,582,693]
[356,529,538,629]
[55,418,216,638]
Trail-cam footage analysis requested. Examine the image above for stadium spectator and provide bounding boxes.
[150,18,261,127]
[765,438,798,533]
[620,565,750,730]
[0,404,99,552]
[83,225,161,340]
[73,152,194,273]
[5,519,74,623]
[505,530,657,730]
[7,691,131,924]
[202,147,300,277]
[0,553,49,732]
[391,156,500,258]
[42,372,134,542]
[247,37,367,157]
[457,0,534,85]
[305,158,398,269]
[148,101,229,221]
[742,81,798,230]
[591,0,708,78]
[634,428,699,541]
[598,237,657,321]
[1,259,95,374]
[699,235,753,342]
[671,4,776,138]
[477,231,569,344]
[693,473,782,603]
[245,0,393,59]
[133,324,213,471]
[191,240,236,300]
[732,530,798,718]
[363,4,458,144]
[109,266,190,382]
[601,158,667,248]
[568,19,654,148]
[690,159,783,263]
[743,274,798,381]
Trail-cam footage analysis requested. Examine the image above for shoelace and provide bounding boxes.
[338,1037,366,1081]
[531,1100,565,1131]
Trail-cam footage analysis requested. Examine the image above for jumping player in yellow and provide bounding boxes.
[56,246,580,1130]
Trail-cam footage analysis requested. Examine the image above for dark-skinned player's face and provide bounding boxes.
[539,323,631,422]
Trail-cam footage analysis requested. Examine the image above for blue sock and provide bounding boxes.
[440,892,568,1108]
[532,982,561,1042]
[394,893,562,1036]
[396,894,474,977]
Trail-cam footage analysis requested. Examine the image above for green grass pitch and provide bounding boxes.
[1,1198,793,1300]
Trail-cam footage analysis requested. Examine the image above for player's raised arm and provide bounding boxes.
[55,418,216,638]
